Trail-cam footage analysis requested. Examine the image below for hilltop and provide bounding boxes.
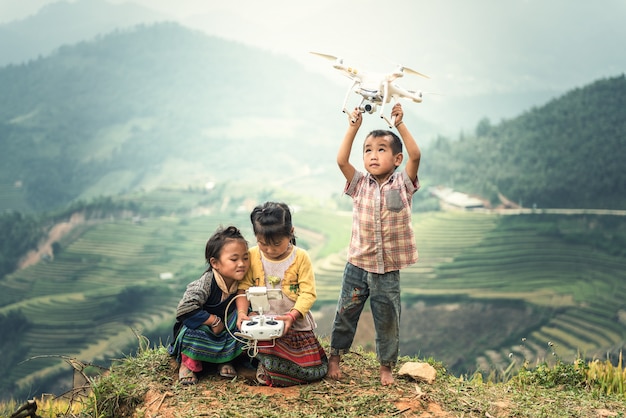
[13,341,623,418]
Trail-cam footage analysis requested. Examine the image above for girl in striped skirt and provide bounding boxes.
[236,202,328,387]
[169,226,250,385]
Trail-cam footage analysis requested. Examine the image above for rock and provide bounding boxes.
[397,362,437,384]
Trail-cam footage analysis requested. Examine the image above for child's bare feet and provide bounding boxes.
[380,365,394,386]
[327,354,342,380]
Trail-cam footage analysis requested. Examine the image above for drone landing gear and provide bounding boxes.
[381,113,395,129]
[379,87,398,129]
[342,80,359,123]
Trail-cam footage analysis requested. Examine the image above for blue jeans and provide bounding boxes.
[330,263,401,367]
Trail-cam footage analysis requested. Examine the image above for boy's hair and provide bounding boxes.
[205,225,247,269]
[366,130,403,155]
[250,201,296,245]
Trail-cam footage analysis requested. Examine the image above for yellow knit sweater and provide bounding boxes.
[239,246,317,317]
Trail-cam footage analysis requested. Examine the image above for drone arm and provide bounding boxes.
[389,95,402,127]
[379,83,395,128]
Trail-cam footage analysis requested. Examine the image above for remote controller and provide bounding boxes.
[235,286,285,341]
[239,315,284,340]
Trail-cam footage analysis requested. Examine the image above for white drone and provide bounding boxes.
[311,52,429,128]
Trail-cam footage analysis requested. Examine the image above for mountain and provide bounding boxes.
[1,20,625,213]
[423,75,626,210]
[4,1,626,141]
[0,22,359,212]
[0,0,167,67]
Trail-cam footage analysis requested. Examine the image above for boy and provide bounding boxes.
[328,103,420,385]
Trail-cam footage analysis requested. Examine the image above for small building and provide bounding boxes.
[429,186,485,211]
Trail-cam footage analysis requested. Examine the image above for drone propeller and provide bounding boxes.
[309,51,339,61]
[400,66,430,79]
[422,91,445,97]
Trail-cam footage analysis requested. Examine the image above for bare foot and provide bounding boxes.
[380,365,394,386]
[327,354,342,380]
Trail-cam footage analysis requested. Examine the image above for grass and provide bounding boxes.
[3,339,624,418]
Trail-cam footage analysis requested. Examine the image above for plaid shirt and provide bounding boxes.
[345,170,419,274]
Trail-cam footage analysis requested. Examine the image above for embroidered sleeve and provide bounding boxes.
[175,272,212,321]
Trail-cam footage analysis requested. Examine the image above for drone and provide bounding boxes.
[311,52,429,128]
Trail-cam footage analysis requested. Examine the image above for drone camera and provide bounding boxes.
[359,103,377,114]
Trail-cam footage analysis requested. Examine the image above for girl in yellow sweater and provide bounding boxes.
[237,202,328,386]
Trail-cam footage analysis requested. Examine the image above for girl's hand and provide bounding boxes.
[276,314,293,334]
[277,310,299,334]
[237,311,252,329]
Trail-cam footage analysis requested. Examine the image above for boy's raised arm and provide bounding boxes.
[337,108,361,182]
[392,104,421,183]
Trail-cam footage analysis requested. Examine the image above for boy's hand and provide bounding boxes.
[348,107,362,128]
[391,103,404,127]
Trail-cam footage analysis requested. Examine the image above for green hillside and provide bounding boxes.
[1,188,624,401]
[0,22,346,212]
[424,75,626,209]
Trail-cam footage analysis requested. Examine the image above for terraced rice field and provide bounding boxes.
[1,213,250,392]
[2,207,625,393]
[312,211,626,373]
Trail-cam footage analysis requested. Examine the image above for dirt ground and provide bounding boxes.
[137,358,452,418]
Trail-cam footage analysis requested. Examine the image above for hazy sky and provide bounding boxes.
[1,0,624,130]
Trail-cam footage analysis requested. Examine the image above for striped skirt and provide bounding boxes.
[168,313,244,365]
[256,328,328,387]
